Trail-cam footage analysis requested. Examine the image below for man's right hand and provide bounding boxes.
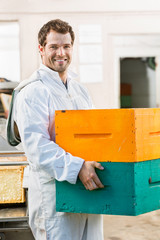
[78,161,104,191]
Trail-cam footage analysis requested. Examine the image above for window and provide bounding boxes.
[78,24,103,83]
[0,22,20,82]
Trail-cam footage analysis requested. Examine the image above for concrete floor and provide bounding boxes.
[1,209,160,240]
[103,210,160,240]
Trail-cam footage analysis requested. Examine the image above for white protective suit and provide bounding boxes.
[14,64,103,240]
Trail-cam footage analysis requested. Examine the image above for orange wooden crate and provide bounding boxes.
[55,109,160,162]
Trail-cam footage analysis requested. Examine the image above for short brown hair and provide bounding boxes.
[38,19,75,47]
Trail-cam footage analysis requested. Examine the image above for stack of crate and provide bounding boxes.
[120,83,132,108]
[55,109,160,216]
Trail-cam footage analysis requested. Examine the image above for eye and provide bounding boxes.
[64,45,71,49]
[50,45,57,50]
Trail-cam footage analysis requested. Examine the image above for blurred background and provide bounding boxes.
[1,0,160,111]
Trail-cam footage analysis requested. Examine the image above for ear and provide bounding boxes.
[38,44,44,57]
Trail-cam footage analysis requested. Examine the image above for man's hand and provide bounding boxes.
[79,161,104,191]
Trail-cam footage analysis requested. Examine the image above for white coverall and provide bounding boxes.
[14,64,103,240]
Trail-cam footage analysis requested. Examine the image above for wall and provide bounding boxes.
[1,0,160,12]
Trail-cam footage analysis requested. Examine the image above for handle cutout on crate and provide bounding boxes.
[149,177,160,187]
[149,131,160,136]
[74,133,112,139]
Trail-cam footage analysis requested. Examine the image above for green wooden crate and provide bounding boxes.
[121,95,132,108]
[56,160,160,216]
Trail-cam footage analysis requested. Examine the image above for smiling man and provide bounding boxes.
[38,29,73,83]
[13,19,104,240]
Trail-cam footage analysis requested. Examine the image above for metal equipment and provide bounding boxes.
[0,136,33,240]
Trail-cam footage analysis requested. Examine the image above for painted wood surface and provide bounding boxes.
[56,160,160,216]
[55,109,160,162]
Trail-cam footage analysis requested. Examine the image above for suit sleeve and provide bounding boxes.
[14,87,84,184]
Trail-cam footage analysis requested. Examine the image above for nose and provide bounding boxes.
[56,46,65,56]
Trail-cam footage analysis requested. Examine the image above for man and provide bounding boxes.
[13,19,104,240]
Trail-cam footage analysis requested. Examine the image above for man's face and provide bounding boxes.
[39,30,73,75]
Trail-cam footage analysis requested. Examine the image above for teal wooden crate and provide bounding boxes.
[56,160,160,216]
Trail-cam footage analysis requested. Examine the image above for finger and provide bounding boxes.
[84,183,89,190]
[90,179,98,189]
[84,180,96,190]
[93,162,104,170]
[87,180,98,191]
[92,173,104,188]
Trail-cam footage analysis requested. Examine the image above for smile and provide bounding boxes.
[54,59,67,62]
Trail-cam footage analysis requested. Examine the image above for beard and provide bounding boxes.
[50,58,70,73]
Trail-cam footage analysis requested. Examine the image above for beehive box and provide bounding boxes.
[121,96,132,108]
[55,109,160,216]
[56,160,160,216]
[120,83,132,108]
[0,166,25,204]
[55,109,160,162]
